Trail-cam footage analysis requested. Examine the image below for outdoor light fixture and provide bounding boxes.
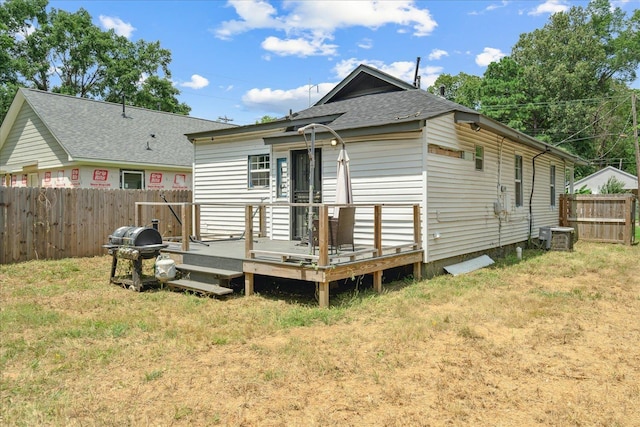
[433,231,441,240]
[470,123,481,132]
[331,138,338,146]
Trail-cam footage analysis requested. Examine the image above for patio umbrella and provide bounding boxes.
[334,146,352,217]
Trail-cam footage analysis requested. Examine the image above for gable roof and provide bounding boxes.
[574,166,638,191]
[1,88,233,168]
[185,64,585,165]
[315,64,416,105]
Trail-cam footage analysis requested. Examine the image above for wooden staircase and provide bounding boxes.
[167,264,243,297]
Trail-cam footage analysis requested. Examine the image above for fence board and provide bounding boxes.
[1,188,191,264]
[559,194,636,245]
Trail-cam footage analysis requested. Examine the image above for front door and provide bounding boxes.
[291,148,322,240]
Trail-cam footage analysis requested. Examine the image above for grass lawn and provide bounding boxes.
[1,241,639,426]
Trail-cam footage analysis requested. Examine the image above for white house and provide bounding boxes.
[185,65,585,269]
[0,88,233,190]
[573,166,638,194]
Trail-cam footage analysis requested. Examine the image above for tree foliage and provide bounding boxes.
[599,176,627,193]
[0,0,190,121]
[426,72,482,109]
[431,0,639,178]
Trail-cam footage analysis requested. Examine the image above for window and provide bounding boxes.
[276,157,288,198]
[475,145,484,171]
[550,165,556,207]
[121,170,144,189]
[248,154,270,188]
[515,155,523,207]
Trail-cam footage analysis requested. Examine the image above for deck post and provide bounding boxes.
[258,205,266,238]
[194,204,201,240]
[135,202,143,226]
[374,205,382,256]
[318,281,329,308]
[181,203,190,252]
[245,272,254,296]
[318,205,329,266]
[245,205,254,258]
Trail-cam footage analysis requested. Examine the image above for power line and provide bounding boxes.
[480,94,629,111]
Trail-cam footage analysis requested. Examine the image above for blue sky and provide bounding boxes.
[50,0,640,125]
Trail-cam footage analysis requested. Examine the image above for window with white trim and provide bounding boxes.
[121,170,144,189]
[515,155,523,207]
[248,154,270,188]
[475,145,484,171]
[550,165,556,207]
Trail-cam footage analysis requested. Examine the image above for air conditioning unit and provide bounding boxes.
[539,226,575,251]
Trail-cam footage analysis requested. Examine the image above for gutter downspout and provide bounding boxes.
[528,148,551,245]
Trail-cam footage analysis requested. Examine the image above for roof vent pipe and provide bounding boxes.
[439,85,445,97]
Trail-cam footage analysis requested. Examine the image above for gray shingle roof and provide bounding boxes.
[20,88,233,167]
[293,88,477,132]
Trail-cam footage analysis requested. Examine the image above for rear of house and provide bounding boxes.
[187,65,583,271]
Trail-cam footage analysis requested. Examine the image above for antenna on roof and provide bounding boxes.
[218,115,234,123]
[122,94,126,118]
[413,57,421,88]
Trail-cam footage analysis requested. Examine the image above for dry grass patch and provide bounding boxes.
[1,241,639,426]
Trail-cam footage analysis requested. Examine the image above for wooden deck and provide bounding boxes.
[144,202,424,307]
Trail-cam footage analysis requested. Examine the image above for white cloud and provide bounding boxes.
[99,15,135,38]
[241,58,445,114]
[428,49,449,60]
[242,82,334,114]
[261,36,338,57]
[528,0,570,16]
[180,74,209,89]
[332,58,441,88]
[358,38,373,49]
[475,47,506,66]
[215,1,437,57]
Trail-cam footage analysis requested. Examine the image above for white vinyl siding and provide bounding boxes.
[271,137,424,244]
[193,138,271,238]
[425,114,568,263]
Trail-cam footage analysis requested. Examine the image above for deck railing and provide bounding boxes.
[135,201,422,258]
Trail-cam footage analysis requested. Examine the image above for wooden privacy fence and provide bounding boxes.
[559,194,637,245]
[0,188,191,264]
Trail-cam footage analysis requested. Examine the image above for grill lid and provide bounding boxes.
[108,226,163,247]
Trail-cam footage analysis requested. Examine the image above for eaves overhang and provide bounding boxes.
[454,111,588,166]
[263,120,424,145]
[70,157,191,171]
[186,114,344,142]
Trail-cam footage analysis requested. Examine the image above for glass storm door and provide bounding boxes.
[291,148,321,240]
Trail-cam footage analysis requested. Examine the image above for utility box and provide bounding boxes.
[539,226,575,251]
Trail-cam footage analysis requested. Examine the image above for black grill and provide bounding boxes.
[108,226,163,248]
[104,226,168,292]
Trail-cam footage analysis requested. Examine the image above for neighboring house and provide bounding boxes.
[186,64,586,267]
[573,166,638,194]
[0,88,233,190]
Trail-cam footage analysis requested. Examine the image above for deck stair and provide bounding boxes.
[167,263,243,297]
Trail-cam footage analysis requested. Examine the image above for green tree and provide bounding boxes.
[0,0,189,121]
[599,176,627,193]
[256,115,279,124]
[426,72,482,109]
[478,0,640,177]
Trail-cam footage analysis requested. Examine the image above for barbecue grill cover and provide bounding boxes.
[109,226,162,247]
